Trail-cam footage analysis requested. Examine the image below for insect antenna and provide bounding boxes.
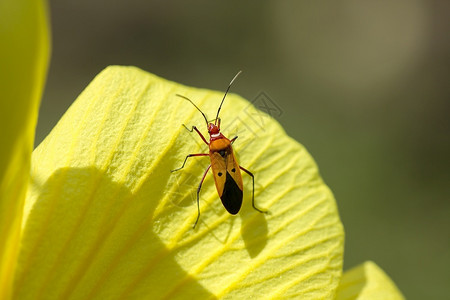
[176,94,209,127]
[215,70,242,125]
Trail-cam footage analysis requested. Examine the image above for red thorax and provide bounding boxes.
[208,123,224,141]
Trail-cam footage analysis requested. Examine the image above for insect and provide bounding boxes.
[171,71,266,228]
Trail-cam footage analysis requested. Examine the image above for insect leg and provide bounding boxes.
[171,153,208,172]
[230,136,238,144]
[239,166,267,214]
[182,125,209,145]
[194,164,211,228]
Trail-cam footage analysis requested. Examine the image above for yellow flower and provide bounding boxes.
[336,261,405,300]
[0,0,50,299]
[17,66,345,299]
[0,1,404,299]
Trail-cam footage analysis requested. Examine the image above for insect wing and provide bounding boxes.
[210,147,243,214]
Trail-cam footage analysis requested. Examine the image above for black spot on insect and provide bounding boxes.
[219,150,226,157]
[220,172,243,214]
[218,172,223,176]
[231,168,236,172]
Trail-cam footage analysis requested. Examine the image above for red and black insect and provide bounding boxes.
[172,71,266,228]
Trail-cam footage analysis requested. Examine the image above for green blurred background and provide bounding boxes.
[36,1,449,298]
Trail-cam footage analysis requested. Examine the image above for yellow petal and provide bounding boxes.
[15,66,343,299]
[336,261,405,300]
[0,0,50,299]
